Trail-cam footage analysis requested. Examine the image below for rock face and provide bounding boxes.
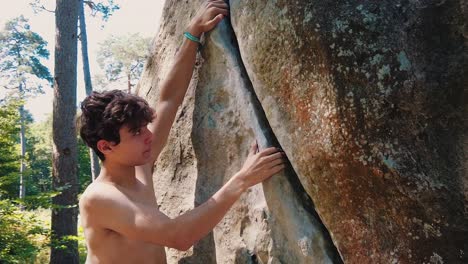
[136,0,467,263]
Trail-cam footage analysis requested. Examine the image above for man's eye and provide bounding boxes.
[134,129,141,135]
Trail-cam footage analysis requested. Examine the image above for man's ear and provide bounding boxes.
[97,139,114,156]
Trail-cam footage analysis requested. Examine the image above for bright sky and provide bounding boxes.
[0,0,165,122]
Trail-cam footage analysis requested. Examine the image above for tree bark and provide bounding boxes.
[79,0,100,181]
[51,0,80,263]
[127,72,132,94]
[89,148,100,181]
[18,83,26,202]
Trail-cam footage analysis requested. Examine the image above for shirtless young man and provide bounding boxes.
[78,1,285,263]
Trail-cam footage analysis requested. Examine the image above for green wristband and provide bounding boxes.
[183,32,201,44]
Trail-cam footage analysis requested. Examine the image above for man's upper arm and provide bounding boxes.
[81,186,180,248]
[148,100,180,164]
[137,101,179,188]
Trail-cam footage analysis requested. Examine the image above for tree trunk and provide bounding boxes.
[51,0,80,263]
[89,148,100,181]
[19,107,26,197]
[127,72,132,94]
[18,83,26,202]
[79,0,100,181]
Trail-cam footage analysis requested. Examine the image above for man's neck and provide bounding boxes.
[98,161,137,188]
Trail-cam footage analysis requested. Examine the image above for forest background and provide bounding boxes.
[0,1,164,263]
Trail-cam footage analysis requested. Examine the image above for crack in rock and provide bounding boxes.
[208,16,343,264]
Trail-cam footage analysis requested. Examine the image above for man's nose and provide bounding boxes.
[144,129,153,145]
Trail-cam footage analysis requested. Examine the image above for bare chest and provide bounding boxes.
[85,227,167,264]
[83,182,165,263]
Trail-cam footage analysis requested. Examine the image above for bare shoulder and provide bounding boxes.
[79,181,123,220]
[80,181,114,203]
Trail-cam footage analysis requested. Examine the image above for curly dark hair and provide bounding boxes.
[77,90,154,161]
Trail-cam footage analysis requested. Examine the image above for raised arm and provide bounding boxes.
[147,1,229,166]
[81,144,285,250]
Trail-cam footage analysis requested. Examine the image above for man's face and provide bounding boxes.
[109,124,153,166]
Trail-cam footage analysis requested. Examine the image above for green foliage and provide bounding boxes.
[77,138,92,193]
[95,33,151,90]
[30,0,120,25]
[77,225,87,264]
[0,99,21,200]
[48,229,88,263]
[0,6,100,264]
[0,200,49,264]
[0,102,93,205]
[84,0,120,22]
[24,115,53,201]
[0,97,53,203]
[16,113,93,208]
[49,234,79,257]
[0,16,52,207]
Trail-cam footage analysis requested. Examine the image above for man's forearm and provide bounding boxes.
[147,3,227,165]
[158,0,228,106]
[171,174,247,250]
[158,26,201,106]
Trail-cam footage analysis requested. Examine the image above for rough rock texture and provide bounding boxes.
[136,0,467,263]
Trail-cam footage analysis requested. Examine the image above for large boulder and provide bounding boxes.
[136,0,467,263]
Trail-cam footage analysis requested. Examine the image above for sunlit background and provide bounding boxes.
[0,0,165,122]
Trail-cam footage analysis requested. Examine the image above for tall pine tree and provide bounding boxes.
[31,0,119,182]
[0,16,52,201]
[51,0,80,262]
